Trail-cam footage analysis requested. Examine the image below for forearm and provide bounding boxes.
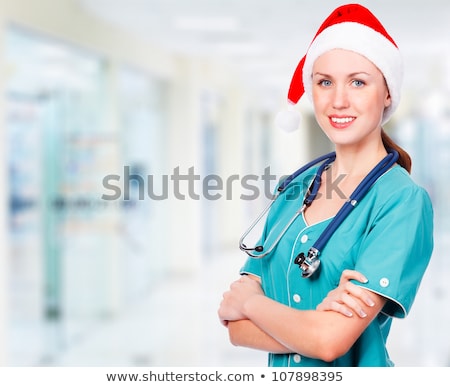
[219,273,384,362]
[227,319,290,353]
[243,294,384,362]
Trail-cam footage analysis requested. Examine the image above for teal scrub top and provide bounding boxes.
[240,164,434,367]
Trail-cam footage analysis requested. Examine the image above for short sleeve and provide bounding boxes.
[352,185,434,318]
[240,256,263,279]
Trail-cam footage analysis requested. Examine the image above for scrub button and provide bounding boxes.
[380,278,390,287]
[293,354,302,363]
[301,235,308,243]
[293,294,301,303]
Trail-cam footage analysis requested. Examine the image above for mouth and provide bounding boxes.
[329,115,356,128]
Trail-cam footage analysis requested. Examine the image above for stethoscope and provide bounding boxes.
[239,149,399,278]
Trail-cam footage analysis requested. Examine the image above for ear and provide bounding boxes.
[384,90,392,108]
[382,78,392,108]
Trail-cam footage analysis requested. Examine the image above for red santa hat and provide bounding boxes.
[276,3,403,132]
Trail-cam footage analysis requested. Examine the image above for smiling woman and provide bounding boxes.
[311,50,391,146]
[218,3,434,367]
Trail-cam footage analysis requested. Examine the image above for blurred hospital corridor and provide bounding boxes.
[9,249,269,367]
[1,0,450,367]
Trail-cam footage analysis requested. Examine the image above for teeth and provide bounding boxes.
[331,117,354,124]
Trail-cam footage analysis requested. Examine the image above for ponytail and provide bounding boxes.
[381,129,411,174]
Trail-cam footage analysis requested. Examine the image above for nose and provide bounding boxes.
[332,85,350,109]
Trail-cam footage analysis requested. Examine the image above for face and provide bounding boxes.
[311,49,391,148]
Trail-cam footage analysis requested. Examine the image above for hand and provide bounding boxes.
[218,275,264,326]
[316,269,375,318]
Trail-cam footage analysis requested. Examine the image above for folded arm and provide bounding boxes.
[218,273,385,362]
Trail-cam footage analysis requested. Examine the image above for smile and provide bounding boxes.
[330,116,355,124]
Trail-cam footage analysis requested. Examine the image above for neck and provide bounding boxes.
[332,144,388,178]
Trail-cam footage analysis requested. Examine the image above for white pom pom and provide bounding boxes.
[275,107,301,132]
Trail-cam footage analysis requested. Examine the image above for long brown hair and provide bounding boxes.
[381,129,411,174]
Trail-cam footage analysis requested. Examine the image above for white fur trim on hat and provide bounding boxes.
[302,22,403,125]
[275,104,302,132]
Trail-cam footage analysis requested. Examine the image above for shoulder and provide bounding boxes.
[370,165,434,219]
[376,166,432,202]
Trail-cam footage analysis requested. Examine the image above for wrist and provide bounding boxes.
[243,293,266,319]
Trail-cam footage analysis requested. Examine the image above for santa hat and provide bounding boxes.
[276,3,403,132]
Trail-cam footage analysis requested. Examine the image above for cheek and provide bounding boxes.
[312,89,327,110]
[357,91,384,113]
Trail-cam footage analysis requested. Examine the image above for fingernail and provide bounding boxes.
[360,275,368,283]
[359,310,367,318]
[345,311,353,317]
[366,298,375,307]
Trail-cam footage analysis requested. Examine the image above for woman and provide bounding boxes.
[218,4,434,367]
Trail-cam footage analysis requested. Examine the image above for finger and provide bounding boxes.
[246,274,261,283]
[317,300,353,317]
[343,282,375,307]
[218,301,243,322]
[340,269,368,285]
[339,292,368,318]
[240,275,258,285]
[236,275,264,295]
[321,287,369,318]
[217,307,229,326]
[230,279,243,290]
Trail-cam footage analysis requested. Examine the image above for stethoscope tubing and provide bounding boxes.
[239,152,336,258]
[313,150,398,253]
[278,151,336,192]
[239,150,399,262]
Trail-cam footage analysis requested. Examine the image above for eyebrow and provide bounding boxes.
[313,71,371,78]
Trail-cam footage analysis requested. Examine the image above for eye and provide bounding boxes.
[318,79,332,87]
[352,79,365,87]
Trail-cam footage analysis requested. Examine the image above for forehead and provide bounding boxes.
[313,49,382,76]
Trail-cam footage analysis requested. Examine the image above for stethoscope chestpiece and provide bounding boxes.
[294,248,321,278]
